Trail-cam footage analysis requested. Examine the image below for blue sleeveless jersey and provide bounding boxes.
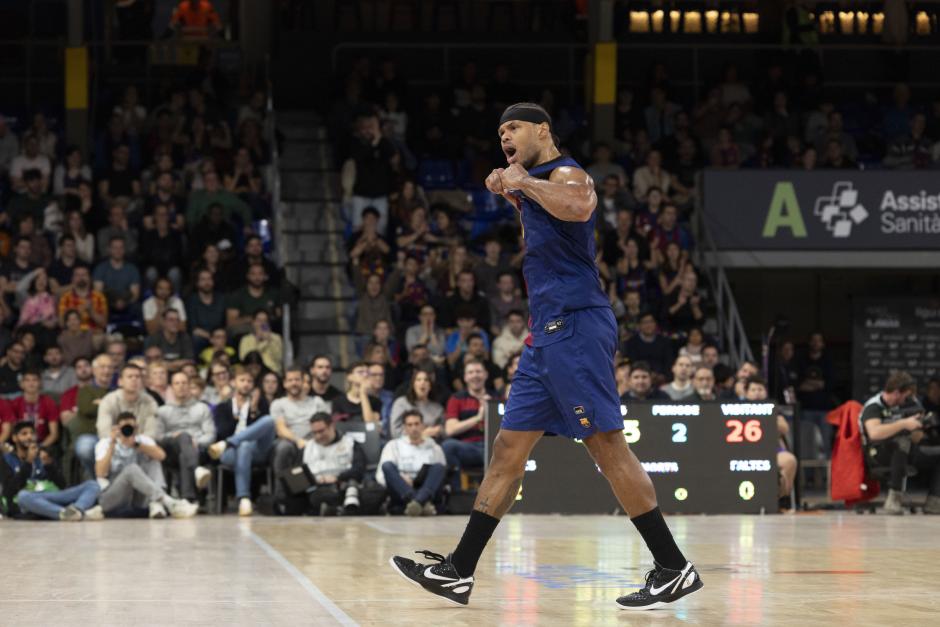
[515,156,610,345]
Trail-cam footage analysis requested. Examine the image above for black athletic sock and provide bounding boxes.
[451,510,500,577]
[631,506,686,571]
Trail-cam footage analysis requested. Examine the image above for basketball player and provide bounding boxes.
[390,103,702,610]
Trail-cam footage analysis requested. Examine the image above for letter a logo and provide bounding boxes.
[762,182,807,238]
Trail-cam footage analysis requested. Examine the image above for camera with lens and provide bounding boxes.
[120,424,136,437]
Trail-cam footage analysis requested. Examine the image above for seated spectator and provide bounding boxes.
[155,371,215,503]
[93,237,141,321]
[144,171,186,231]
[186,269,226,353]
[821,139,858,169]
[143,277,187,336]
[8,369,60,450]
[94,411,197,518]
[365,361,395,427]
[649,205,693,256]
[270,366,330,502]
[884,112,932,170]
[355,274,393,335]
[714,363,736,399]
[350,208,391,288]
[68,354,114,479]
[10,134,51,193]
[1,421,91,520]
[587,142,627,188]
[453,333,502,392]
[192,203,238,253]
[489,272,527,336]
[692,367,717,401]
[744,376,797,503]
[678,328,706,366]
[96,363,159,441]
[442,359,491,490]
[731,361,760,400]
[96,203,139,260]
[225,147,263,197]
[362,319,400,367]
[144,308,194,371]
[620,361,669,402]
[41,345,77,402]
[814,110,858,162]
[709,127,742,170]
[404,305,446,362]
[1,237,37,308]
[57,309,96,365]
[389,370,444,439]
[230,234,282,289]
[97,143,141,208]
[308,355,342,408]
[238,309,283,375]
[259,370,282,406]
[446,308,491,370]
[202,360,234,408]
[208,366,272,516]
[16,214,53,268]
[139,203,186,290]
[388,254,429,326]
[65,209,96,264]
[49,233,81,295]
[0,342,27,397]
[225,263,281,337]
[331,362,381,424]
[622,314,673,376]
[614,289,645,337]
[597,175,638,230]
[432,243,472,296]
[440,270,491,331]
[492,310,528,370]
[660,356,696,401]
[186,170,252,229]
[474,238,512,298]
[632,149,671,202]
[8,170,54,234]
[615,359,631,397]
[58,356,91,427]
[665,269,704,333]
[301,412,368,516]
[377,409,446,516]
[17,269,58,337]
[701,344,720,370]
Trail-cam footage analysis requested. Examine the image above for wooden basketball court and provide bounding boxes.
[2,513,937,625]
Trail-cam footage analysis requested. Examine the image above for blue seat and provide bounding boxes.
[417,159,456,189]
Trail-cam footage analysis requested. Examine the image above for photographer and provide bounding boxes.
[301,413,367,516]
[94,411,197,519]
[861,372,940,515]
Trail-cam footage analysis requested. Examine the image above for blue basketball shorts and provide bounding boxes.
[502,307,623,439]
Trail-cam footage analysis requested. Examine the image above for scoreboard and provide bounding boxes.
[484,401,780,514]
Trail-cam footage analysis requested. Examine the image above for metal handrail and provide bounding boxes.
[264,54,293,369]
[693,172,755,369]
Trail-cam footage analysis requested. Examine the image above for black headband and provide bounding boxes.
[499,106,552,129]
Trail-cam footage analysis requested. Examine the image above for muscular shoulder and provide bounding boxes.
[548,166,593,186]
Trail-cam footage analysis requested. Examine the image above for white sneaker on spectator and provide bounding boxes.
[166,498,199,519]
[239,498,253,517]
[405,500,422,517]
[59,505,83,521]
[208,441,227,460]
[149,502,168,519]
[195,466,212,490]
[422,501,436,516]
[84,505,105,521]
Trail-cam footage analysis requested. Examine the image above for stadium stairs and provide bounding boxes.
[276,111,355,370]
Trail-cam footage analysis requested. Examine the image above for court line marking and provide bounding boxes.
[249,531,358,626]
[362,520,398,534]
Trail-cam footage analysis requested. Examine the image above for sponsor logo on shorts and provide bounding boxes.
[579,417,591,428]
[573,405,585,415]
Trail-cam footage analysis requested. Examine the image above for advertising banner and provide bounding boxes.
[704,170,940,250]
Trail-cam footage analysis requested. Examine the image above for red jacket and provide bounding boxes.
[828,401,880,505]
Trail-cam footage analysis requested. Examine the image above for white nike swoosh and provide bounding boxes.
[423,566,458,582]
[649,574,681,596]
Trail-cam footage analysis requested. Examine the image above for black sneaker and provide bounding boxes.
[389,550,474,606]
[615,561,703,610]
